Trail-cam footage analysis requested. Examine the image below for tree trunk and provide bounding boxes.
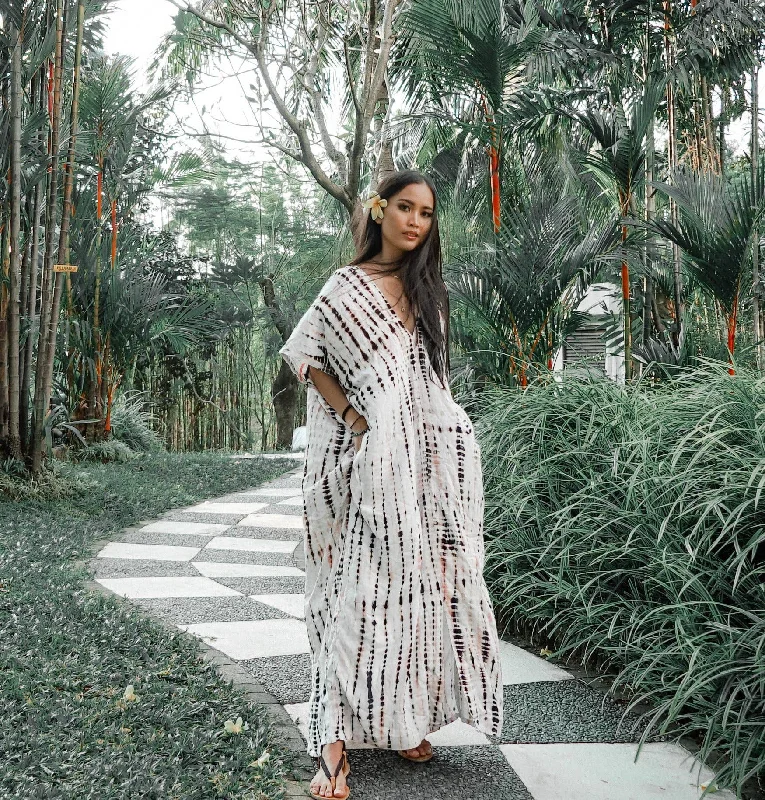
[0,70,9,446]
[719,82,727,174]
[272,360,298,450]
[7,16,24,460]
[88,156,103,440]
[727,284,739,375]
[644,117,656,343]
[620,216,632,381]
[30,0,65,471]
[21,71,48,453]
[41,0,84,447]
[664,0,683,345]
[752,68,763,372]
[1,212,9,445]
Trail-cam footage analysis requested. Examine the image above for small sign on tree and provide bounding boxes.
[54,264,78,273]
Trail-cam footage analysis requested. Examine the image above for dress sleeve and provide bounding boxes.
[279,274,339,389]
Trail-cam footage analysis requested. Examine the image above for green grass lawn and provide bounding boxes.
[0,453,298,800]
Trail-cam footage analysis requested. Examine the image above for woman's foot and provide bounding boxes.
[399,738,433,761]
[310,740,349,799]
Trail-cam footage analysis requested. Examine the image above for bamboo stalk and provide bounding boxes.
[663,0,683,346]
[1,212,9,442]
[30,0,66,471]
[644,118,656,342]
[7,15,24,459]
[20,67,48,452]
[752,67,762,372]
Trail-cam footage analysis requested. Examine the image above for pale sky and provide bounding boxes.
[104,0,175,88]
[105,0,269,165]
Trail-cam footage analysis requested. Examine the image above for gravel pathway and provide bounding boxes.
[88,459,733,800]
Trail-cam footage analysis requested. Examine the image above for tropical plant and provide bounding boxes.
[448,173,620,387]
[647,163,765,374]
[394,0,543,232]
[477,359,765,796]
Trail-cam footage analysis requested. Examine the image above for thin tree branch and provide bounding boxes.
[168,0,352,212]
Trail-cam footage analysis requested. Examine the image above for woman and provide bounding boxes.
[279,170,503,800]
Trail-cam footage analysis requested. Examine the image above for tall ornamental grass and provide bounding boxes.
[476,360,765,797]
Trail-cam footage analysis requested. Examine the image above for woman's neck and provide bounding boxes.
[378,239,405,264]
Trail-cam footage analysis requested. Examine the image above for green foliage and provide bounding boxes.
[71,439,137,464]
[110,391,164,453]
[0,454,296,799]
[0,460,86,502]
[649,163,765,316]
[477,361,765,796]
[447,171,620,385]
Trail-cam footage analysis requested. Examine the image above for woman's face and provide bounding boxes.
[377,182,435,255]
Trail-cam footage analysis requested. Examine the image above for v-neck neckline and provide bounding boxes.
[350,265,418,342]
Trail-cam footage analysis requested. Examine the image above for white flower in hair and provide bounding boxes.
[363,192,388,220]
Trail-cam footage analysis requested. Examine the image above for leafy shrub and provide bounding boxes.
[73,439,138,463]
[110,391,164,453]
[0,459,88,502]
[477,359,765,797]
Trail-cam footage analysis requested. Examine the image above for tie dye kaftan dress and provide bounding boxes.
[279,265,503,756]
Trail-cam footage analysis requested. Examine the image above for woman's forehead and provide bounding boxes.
[390,182,434,208]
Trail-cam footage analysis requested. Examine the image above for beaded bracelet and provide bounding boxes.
[350,427,368,438]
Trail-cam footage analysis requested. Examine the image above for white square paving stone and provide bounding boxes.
[235,488,305,498]
[249,593,305,618]
[237,513,304,529]
[193,561,305,578]
[274,497,304,507]
[500,742,736,800]
[96,542,200,561]
[183,502,269,515]
[177,619,310,660]
[205,536,298,554]
[140,521,231,536]
[499,640,573,685]
[95,576,242,599]
[283,703,375,750]
[427,720,490,746]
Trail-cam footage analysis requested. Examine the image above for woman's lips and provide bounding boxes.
[404,232,419,240]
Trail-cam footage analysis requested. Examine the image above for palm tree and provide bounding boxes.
[448,173,620,388]
[648,164,765,374]
[565,75,667,380]
[395,0,541,232]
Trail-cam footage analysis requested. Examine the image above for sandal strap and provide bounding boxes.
[319,749,345,782]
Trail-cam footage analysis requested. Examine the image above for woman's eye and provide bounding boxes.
[398,204,409,211]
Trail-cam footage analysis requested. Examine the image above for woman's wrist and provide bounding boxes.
[350,413,367,432]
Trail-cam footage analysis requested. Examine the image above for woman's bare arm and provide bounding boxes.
[308,366,368,449]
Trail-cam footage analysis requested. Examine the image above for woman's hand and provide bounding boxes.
[350,415,368,451]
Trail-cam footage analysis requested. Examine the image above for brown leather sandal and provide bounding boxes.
[398,740,433,763]
[310,741,350,799]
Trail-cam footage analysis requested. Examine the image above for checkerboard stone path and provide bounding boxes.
[88,461,732,800]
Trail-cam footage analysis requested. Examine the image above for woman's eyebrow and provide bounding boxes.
[397,196,434,211]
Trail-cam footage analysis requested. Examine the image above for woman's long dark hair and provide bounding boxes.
[350,170,450,387]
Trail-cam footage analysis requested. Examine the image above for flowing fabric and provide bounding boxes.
[279,265,503,756]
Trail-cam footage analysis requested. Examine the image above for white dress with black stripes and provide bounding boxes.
[279,265,503,756]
